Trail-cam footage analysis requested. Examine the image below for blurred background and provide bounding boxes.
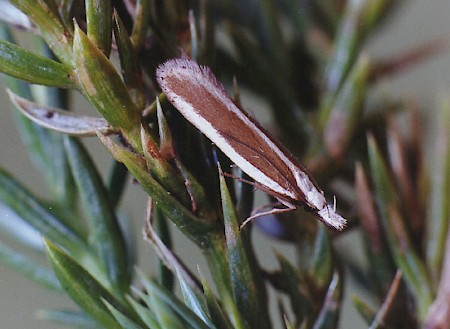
[1,1,450,328]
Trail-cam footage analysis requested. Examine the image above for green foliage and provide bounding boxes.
[0,1,448,328]
[0,39,75,87]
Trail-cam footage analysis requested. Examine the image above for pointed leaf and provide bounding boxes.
[188,10,199,60]
[140,124,191,209]
[146,292,187,329]
[154,101,214,219]
[370,39,446,82]
[58,0,77,28]
[98,134,215,246]
[323,0,364,93]
[311,270,342,329]
[424,225,450,328]
[323,55,369,157]
[0,167,87,255]
[64,136,130,292]
[367,135,433,321]
[200,273,234,329]
[73,24,141,149]
[113,11,145,108]
[220,170,269,329]
[127,295,162,329]
[104,301,145,329]
[352,296,376,325]
[0,39,75,87]
[37,310,100,329]
[310,225,333,288]
[176,268,214,328]
[0,239,61,290]
[135,287,182,329]
[86,0,112,56]
[204,244,249,329]
[386,205,432,322]
[139,272,211,329]
[143,203,199,290]
[44,240,135,329]
[276,253,311,324]
[130,0,151,51]
[426,98,450,281]
[8,90,115,136]
[156,99,175,160]
[324,0,391,93]
[387,118,421,233]
[134,283,190,329]
[284,316,296,329]
[9,0,74,63]
[369,271,402,329]
[355,162,395,293]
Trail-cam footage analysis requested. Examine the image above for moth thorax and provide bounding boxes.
[293,170,325,209]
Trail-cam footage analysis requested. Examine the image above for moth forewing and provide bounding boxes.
[160,90,293,199]
[156,58,346,231]
[157,60,298,197]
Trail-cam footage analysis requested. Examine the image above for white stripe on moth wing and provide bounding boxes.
[165,94,298,200]
[162,60,301,176]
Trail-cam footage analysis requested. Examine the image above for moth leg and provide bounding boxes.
[240,204,296,230]
[221,170,259,188]
[250,201,283,216]
[220,167,299,229]
[221,171,288,198]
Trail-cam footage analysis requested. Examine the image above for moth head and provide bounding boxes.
[317,205,346,231]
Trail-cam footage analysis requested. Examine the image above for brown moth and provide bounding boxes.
[156,59,346,230]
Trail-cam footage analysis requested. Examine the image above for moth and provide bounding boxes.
[156,59,346,230]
